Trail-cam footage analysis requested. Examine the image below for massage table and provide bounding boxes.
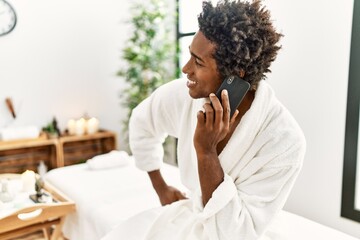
[45,157,359,240]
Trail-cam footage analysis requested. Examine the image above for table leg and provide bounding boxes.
[50,217,65,240]
[42,227,51,240]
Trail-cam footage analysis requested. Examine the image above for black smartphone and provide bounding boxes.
[215,75,250,117]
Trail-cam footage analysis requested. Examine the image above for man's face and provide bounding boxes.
[182,31,222,99]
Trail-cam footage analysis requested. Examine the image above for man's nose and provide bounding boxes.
[182,60,191,74]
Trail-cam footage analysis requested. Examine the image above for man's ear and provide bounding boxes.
[239,69,245,78]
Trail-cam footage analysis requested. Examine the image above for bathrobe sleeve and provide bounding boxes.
[129,79,189,172]
[193,119,306,240]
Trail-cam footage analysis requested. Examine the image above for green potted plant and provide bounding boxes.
[119,0,176,140]
[42,117,61,139]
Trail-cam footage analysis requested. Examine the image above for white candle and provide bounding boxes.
[67,119,76,135]
[21,170,36,192]
[75,118,86,135]
[86,117,99,134]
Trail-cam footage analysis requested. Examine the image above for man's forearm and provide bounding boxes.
[148,169,167,193]
[197,150,225,206]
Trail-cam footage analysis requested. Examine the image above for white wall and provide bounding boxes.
[265,0,360,238]
[0,0,131,149]
[1,0,360,238]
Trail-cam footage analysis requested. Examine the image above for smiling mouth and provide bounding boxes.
[187,79,197,87]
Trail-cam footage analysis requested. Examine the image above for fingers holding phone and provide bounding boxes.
[215,75,250,118]
[194,76,250,152]
[194,91,232,152]
[220,90,240,125]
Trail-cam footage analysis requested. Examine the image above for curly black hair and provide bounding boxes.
[198,0,283,88]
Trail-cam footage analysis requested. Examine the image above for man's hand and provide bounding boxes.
[156,185,187,206]
[194,90,238,154]
[148,170,187,206]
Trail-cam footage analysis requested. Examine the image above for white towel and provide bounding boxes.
[87,151,131,170]
[0,126,40,141]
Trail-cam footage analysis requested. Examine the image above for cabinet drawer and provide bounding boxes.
[62,136,116,166]
[0,145,56,173]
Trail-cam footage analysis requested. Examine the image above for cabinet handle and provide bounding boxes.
[17,209,43,220]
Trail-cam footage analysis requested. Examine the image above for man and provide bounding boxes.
[104,0,305,239]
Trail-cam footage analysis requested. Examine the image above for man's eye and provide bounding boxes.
[195,60,203,67]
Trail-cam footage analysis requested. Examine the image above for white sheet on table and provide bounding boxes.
[45,160,186,240]
[261,210,359,240]
[45,161,359,240]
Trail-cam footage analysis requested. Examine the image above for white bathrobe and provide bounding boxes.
[103,78,306,240]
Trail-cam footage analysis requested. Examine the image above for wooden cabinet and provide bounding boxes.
[0,138,57,174]
[0,131,117,173]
